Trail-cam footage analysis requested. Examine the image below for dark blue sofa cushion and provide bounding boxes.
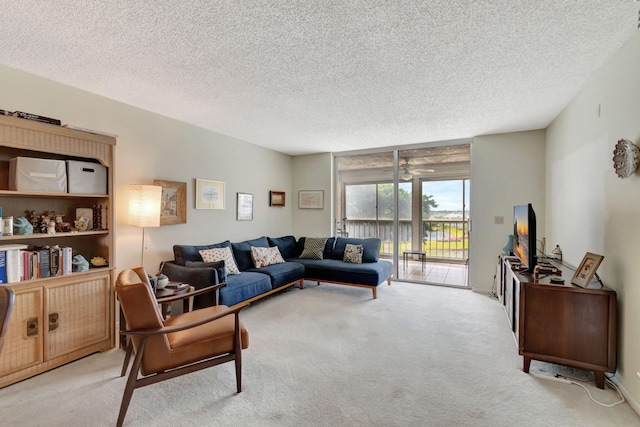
[185,260,227,284]
[267,235,297,259]
[160,261,222,309]
[247,261,305,289]
[219,271,272,307]
[332,237,381,263]
[290,258,393,287]
[173,240,232,265]
[231,236,269,271]
[295,237,335,259]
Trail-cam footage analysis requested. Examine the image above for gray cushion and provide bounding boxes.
[299,237,328,260]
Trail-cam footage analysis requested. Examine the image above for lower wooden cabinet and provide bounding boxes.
[0,270,114,387]
[499,255,616,389]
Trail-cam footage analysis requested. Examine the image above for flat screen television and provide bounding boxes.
[513,203,537,273]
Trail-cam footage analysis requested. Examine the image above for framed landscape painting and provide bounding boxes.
[298,190,324,209]
[196,179,225,210]
[270,190,286,207]
[154,180,186,225]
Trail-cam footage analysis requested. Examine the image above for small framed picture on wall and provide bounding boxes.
[298,190,324,209]
[270,191,285,207]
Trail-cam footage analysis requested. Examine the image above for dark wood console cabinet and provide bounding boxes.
[498,255,616,389]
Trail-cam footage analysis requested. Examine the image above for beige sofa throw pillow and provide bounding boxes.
[199,247,241,275]
[251,246,285,268]
[343,243,364,264]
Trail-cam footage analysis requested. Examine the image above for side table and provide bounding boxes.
[155,282,192,318]
[403,250,426,272]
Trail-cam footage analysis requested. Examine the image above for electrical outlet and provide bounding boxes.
[494,216,504,225]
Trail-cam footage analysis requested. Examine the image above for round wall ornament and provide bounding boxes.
[612,138,639,179]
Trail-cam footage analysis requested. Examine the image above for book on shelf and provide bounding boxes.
[31,251,39,280]
[12,111,61,126]
[38,249,50,279]
[0,251,6,284]
[0,244,29,283]
[20,250,30,281]
[0,245,75,282]
[49,246,60,277]
[61,247,72,275]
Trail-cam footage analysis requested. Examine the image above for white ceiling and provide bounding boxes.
[0,2,638,156]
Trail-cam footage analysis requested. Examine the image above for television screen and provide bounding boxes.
[513,203,537,272]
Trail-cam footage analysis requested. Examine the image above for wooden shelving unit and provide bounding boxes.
[0,115,116,388]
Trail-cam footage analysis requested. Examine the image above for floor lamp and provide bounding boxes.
[128,184,162,268]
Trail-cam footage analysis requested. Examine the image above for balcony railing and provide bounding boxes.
[340,219,468,262]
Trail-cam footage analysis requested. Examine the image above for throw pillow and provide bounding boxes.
[199,247,240,275]
[299,237,328,260]
[251,246,285,268]
[343,243,364,264]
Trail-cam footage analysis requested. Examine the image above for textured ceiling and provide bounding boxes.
[0,1,638,156]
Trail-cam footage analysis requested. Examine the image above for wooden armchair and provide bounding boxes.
[0,286,15,355]
[115,267,249,427]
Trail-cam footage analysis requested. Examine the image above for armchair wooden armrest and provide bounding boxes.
[122,302,248,337]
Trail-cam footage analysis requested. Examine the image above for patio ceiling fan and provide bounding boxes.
[394,158,435,180]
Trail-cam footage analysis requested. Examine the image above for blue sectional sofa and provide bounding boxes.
[161,235,393,308]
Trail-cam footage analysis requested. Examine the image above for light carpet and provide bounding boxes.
[0,282,638,427]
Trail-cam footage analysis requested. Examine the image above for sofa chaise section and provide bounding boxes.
[286,236,393,299]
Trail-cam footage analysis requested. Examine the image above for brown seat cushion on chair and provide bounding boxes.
[166,305,249,349]
[141,306,248,374]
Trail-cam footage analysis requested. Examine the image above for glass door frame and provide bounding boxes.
[334,140,472,283]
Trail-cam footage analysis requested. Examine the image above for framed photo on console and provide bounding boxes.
[571,252,604,288]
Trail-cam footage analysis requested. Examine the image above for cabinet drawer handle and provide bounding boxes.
[26,318,38,337]
[49,313,59,331]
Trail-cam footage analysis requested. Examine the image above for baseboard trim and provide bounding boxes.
[609,375,640,416]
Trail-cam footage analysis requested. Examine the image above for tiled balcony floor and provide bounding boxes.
[396,259,468,287]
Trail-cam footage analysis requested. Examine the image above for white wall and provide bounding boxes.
[0,65,295,274]
[546,31,640,408]
[292,153,333,237]
[469,130,546,293]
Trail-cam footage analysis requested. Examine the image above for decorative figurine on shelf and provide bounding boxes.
[54,213,64,232]
[40,214,51,234]
[27,210,39,232]
[47,219,56,235]
[72,254,89,272]
[13,216,33,235]
[74,215,90,231]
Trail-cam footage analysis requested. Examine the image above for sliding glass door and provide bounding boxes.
[335,144,470,287]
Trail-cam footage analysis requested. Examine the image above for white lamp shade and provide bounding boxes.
[128,184,162,228]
